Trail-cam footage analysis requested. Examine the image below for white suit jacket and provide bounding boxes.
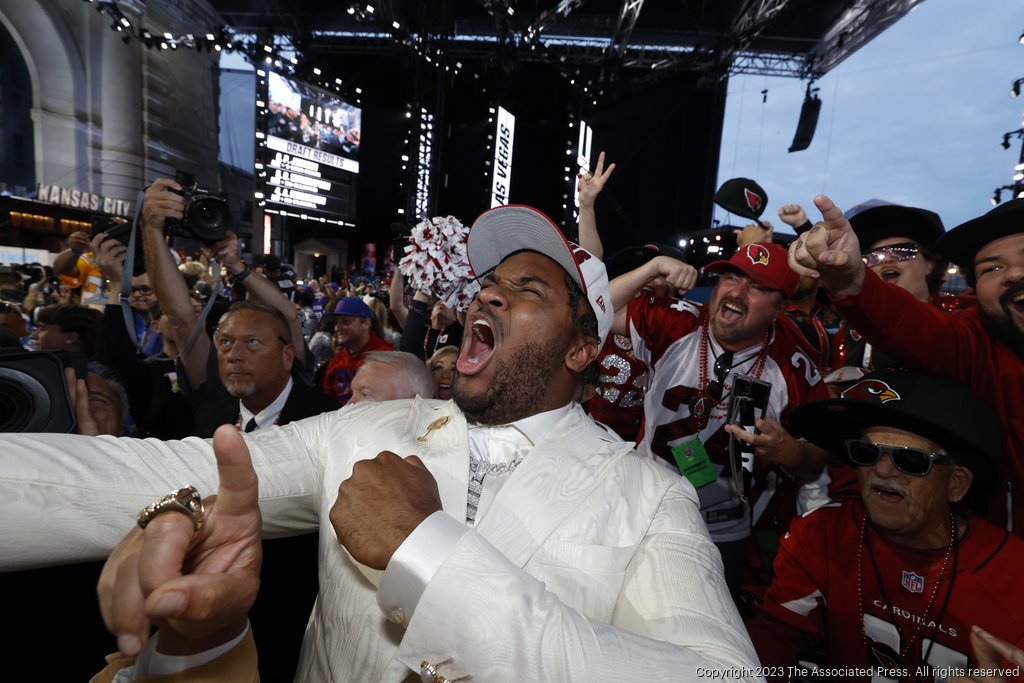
[0,398,762,682]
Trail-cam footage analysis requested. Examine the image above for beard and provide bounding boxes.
[978,283,1024,361]
[451,337,567,425]
[225,378,257,398]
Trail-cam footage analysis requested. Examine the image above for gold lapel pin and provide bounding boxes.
[417,415,450,443]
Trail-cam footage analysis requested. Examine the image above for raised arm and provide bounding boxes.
[788,195,866,300]
[389,271,409,329]
[208,231,308,369]
[576,151,616,260]
[52,230,92,277]
[142,178,210,389]
[609,256,696,335]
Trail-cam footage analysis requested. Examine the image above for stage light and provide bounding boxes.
[993,190,1002,205]
[1013,79,1022,97]
[1019,30,1024,45]
[1002,134,1011,150]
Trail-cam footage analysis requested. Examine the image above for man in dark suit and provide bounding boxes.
[192,300,337,682]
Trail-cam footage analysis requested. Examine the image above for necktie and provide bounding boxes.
[244,417,258,433]
[466,428,527,525]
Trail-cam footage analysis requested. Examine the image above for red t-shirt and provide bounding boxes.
[749,499,1024,682]
[321,335,394,405]
[835,270,1024,533]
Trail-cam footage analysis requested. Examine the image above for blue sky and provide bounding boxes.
[716,0,1024,234]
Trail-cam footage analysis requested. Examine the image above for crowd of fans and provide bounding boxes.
[1,162,1023,682]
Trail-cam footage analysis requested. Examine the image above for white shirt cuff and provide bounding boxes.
[377,510,470,626]
[125,621,250,678]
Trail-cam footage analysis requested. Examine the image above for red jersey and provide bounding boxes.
[749,499,1024,682]
[321,335,394,406]
[627,293,829,541]
[587,334,648,441]
[835,270,1024,533]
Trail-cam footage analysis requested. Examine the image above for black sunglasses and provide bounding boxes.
[844,439,954,477]
[706,351,734,402]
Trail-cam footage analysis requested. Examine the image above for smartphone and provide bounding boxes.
[729,375,772,454]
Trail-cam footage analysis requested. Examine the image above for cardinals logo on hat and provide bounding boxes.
[746,243,771,267]
[744,188,764,214]
[841,379,901,403]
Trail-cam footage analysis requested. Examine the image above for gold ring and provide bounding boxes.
[137,485,205,534]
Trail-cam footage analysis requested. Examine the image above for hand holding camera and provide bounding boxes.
[142,178,187,234]
[142,175,231,245]
[90,231,129,283]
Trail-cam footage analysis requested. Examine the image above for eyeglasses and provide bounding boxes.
[131,286,154,294]
[707,351,734,401]
[862,242,918,268]
[844,439,954,477]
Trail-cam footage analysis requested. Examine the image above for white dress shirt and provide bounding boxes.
[377,403,573,626]
[238,377,293,431]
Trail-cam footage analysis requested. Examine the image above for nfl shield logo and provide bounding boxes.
[901,570,925,593]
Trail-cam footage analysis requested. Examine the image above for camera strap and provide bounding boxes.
[119,190,147,356]
[118,189,217,358]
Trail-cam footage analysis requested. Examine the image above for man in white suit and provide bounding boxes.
[0,206,761,682]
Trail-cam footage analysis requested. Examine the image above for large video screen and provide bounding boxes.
[261,71,361,222]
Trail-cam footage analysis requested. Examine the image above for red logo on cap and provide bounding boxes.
[595,294,606,313]
[744,188,764,213]
[571,245,592,267]
[746,243,770,266]
[841,379,901,403]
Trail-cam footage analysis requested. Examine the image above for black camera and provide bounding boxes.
[728,374,772,454]
[0,349,85,433]
[164,172,231,244]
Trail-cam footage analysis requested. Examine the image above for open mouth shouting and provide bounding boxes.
[457,314,497,376]
[879,267,902,283]
[717,297,747,324]
[1002,285,1024,320]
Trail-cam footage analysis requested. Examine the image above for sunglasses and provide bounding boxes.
[131,286,154,294]
[862,242,918,268]
[706,351,734,402]
[844,439,954,477]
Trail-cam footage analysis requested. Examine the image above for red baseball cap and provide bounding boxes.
[704,242,799,298]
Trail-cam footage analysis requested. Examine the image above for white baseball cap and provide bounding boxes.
[467,205,613,347]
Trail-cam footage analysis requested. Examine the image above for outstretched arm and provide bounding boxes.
[96,426,261,670]
[788,195,866,300]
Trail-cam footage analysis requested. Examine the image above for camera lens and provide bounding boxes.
[0,369,51,432]
[185,194,230,242]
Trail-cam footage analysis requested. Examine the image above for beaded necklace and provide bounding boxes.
[856,510,955,665]
[690,312,771,420]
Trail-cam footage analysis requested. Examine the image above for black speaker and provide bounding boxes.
[788,87,822,153]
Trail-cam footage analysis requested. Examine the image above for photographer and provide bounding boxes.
[0,264,25,304]
[141,178,313,395]
[52,228,115,306]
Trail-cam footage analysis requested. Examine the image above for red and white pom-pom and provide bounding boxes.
[398,215,480,311]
